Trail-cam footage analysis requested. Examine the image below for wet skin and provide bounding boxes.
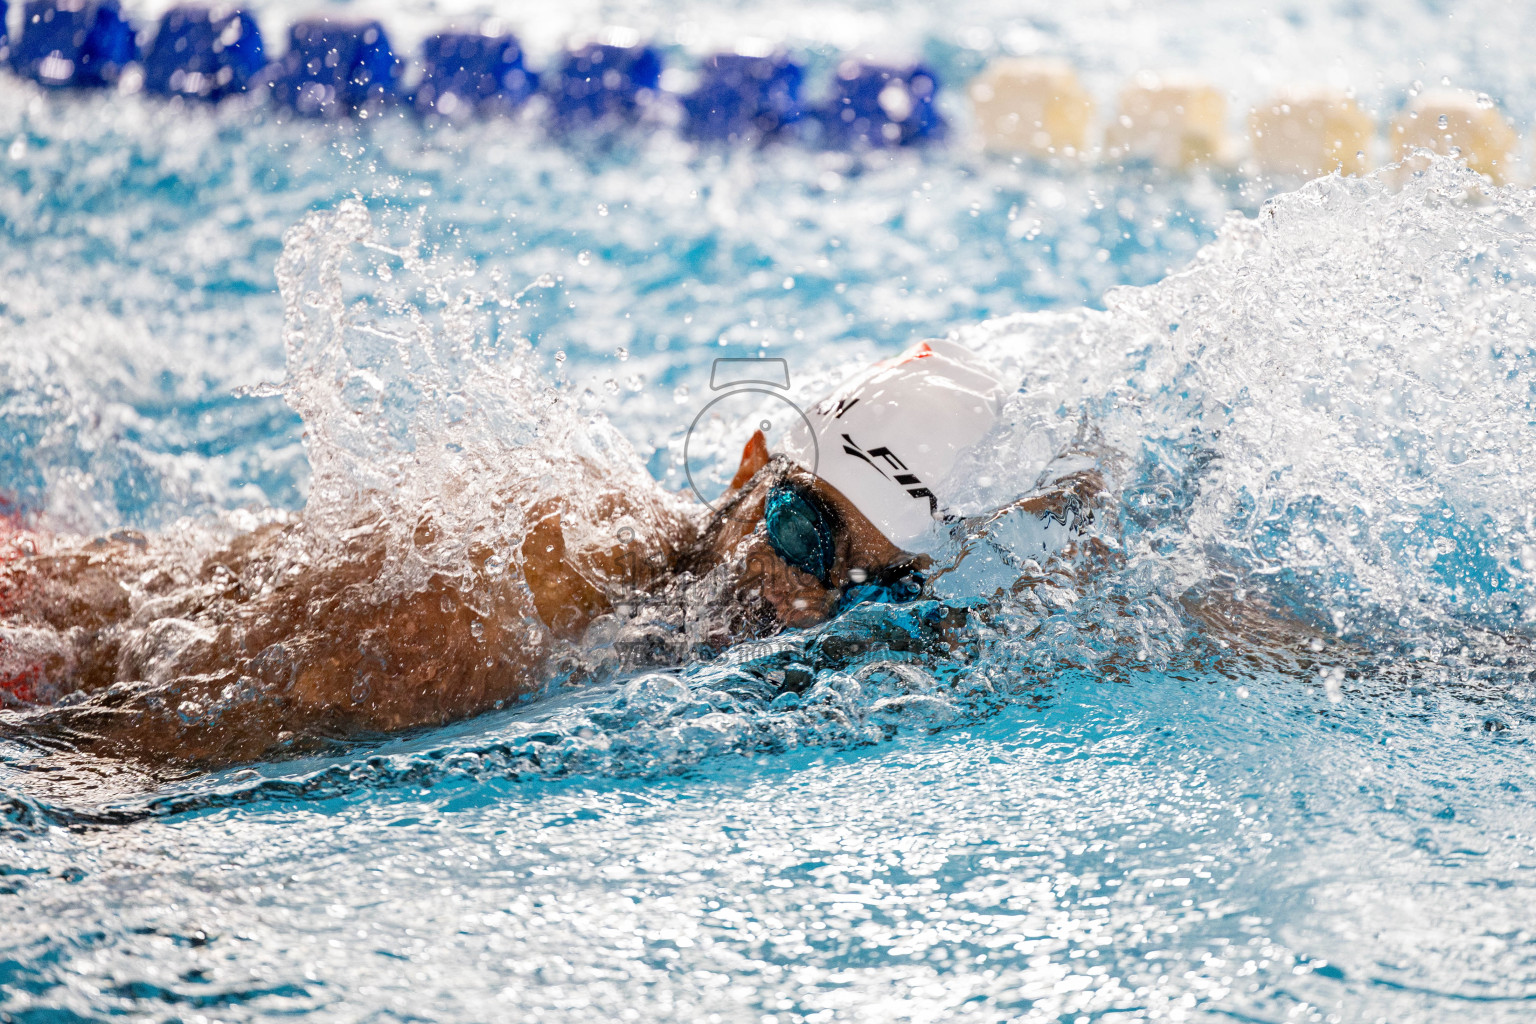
[0,430,918,768]
[676,429,913,629]
[4,426,1311,778]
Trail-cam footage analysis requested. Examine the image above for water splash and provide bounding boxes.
[5,159,1536,816]
[957,157,1536,644]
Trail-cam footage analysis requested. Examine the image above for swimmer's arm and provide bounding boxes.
[519,489,699,641]
[1178,576,1363,674]
[906,467,1119,647]
[5,521,553,766]
[942,467,1118,573]
[1004,468,1112,523]
[925,468,1356,674]
[520,502,613,639]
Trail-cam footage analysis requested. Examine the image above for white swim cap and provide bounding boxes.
[779,339,1011,548]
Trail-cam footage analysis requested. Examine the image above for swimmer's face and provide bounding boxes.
[694,433,912,630]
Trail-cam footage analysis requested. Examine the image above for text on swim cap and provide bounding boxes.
[839,433,938,515]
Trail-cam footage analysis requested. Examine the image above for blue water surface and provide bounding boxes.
[5,1,1536,1021]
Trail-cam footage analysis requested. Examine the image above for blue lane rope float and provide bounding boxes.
[681,51,804,145]
[260,16,398,117]
[412,29,537,119]
[11,0,137,88]
[142,5,264,102]
[0,0,952,150]
[548,41,663,128]
[817,61,946,148]
[0,4,1508,181]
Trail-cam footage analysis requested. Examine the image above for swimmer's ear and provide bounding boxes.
[728,429,772,491]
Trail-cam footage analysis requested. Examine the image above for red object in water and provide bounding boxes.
[0,664,38,703]
[0,494,40,701]
[0,500,26,618]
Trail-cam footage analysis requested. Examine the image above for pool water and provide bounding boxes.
[4,0,1536,1021]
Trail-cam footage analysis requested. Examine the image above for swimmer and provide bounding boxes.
[0,340,1110,768]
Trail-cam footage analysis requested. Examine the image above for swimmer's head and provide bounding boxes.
[686,451,915,634]
[777,338,1010,548]
[683,340,1009,634]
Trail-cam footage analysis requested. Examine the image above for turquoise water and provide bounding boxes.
[0,90,1227,526]
[5,1,1536,1021]
[8,674,1535,1022]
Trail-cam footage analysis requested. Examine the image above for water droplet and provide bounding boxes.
[616,346,629,361]
[576,250,592,266]
[470,621,485,640]
[1321,666,1345,704]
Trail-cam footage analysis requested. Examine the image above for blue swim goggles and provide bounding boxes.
[762,478,925,607]
[763,480,839,585]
